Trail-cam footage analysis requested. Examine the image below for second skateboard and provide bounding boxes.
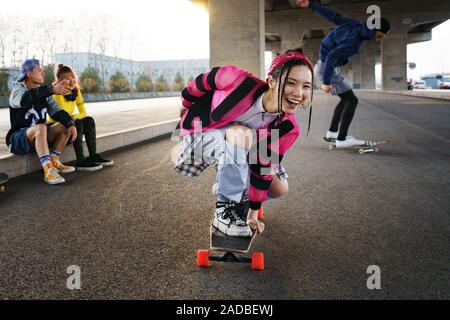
[323,137,386,154]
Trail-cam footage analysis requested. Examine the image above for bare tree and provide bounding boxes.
[21,21,34,61]
[112,19,124,72]
[49,20,63,64]
[37,19,54,66]
[10,26,23,67]
[0,17,10,68]
[96,16,113,90]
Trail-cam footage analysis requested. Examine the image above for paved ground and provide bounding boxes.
[0,97,180,155]
[0,91,449,299]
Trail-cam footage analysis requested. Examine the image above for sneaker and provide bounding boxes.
[44,164,65,185]
[212,202,252,237]
[92,154,114,167]
[76,158,103,172]
[326,131,338,140]
[335,136,366,148]
[52,157,75,173]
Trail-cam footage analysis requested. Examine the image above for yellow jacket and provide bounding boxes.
[47,91,88,124]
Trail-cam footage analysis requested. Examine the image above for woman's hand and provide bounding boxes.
[52,81,71,95]
[247,208,265,234]
[68,125,78,143]
[180,106,188,118]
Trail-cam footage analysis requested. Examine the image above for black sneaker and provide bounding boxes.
[92,154,114,166]
[76,159,103,172]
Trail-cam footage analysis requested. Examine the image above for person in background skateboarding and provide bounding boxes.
[48,64,113,171]
[298,0,390,148]
[6,59,77,185]
[174,48,314,237]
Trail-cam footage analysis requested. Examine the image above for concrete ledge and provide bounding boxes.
[0,119,179,179]
[360,89,450,101]
[0,92,180,108]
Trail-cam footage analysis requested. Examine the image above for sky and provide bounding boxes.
[407,19,450,79]
[0,0,210,61]
[0,0,449,79]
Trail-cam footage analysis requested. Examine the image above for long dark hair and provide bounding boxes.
[270,47,314,135]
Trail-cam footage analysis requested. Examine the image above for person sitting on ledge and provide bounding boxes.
[7,59,77,185]
[48,64,113,171]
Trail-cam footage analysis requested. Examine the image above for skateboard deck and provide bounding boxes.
[197,208,265,270]
[323,137,387,154]
[0,173,8,192]
[210,225,257,254]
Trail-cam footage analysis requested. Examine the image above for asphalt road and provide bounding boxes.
[0,92,449,299]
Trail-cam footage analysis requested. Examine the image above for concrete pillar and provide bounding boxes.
[265,41,281,55]
[360,41,379,89]
[340,63,353,87]
[277,18,303,53]
[352,54,362,89]
[302,38,322,64]
[381,33,408,90]
[349,40,379,90]
[301,37,321,89]
[280,35,302,53]
[209,0,265,78]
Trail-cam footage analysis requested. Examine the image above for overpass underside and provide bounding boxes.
[194,0,450,90]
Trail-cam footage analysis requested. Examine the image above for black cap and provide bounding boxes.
[375,17,391,34]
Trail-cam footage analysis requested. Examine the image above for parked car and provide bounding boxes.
[439,82,450,89]
[413,80,426,89]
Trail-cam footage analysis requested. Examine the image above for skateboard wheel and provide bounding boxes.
[258,208,264,220]
[358,149,365,154]
[251,252,264,271]
[328,145,334,150]
[0,186,4,192]
[197,249,210,267]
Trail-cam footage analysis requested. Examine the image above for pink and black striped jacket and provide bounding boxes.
[178,65,300,210]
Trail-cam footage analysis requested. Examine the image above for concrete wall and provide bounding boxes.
[209,0,265,77]
[0,120,179,179]
[0,92,180,108]
[381,32,408,90]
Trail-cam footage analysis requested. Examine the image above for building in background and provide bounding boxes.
[143,59,208,85]
[421,73,450,89]
[54,53,208,89]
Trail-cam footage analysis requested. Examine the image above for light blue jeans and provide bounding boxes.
[175,127,287,203]
[314,61,352,96]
